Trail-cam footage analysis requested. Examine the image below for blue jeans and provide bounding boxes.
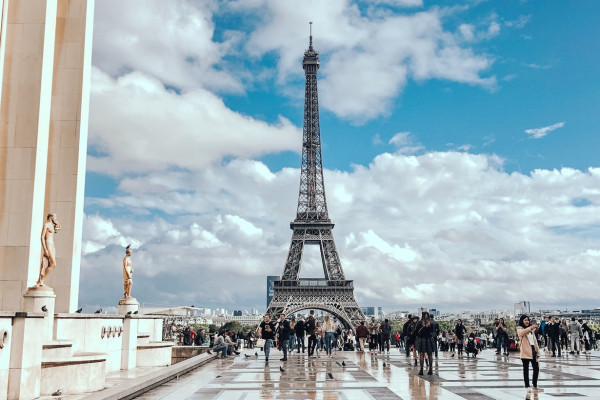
[213,344,227,357]
[325,332,335,355]
[497,335,507,353]
[288,333,296,352]
[264,339,274,361]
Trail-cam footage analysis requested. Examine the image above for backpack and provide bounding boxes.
[381,323,391,335]
[466,338,476,351]
[408,321,417,338]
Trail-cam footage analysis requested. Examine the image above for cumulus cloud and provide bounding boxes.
[242,1,496,121]
[87,68,301,175]
[525,121,565,139]
[81,152,600,311]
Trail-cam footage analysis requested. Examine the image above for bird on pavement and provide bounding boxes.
[41,305,48,312]
[75,308,82,313]
[327,372,334,380]
[244,354,251,358]
[451,353,455,358]
[336,361,342,367]
[207,350,212,355]
[126,311,132,315]
[52,389,62,396]
[383,362,387,367]
[255,352,258,357]
[133,311,138,314]
[279,366,285,372]
[342,361,346,367]
[94,308,102,314]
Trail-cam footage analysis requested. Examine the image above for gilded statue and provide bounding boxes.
[37,213,61,286]
[123,245,134,298]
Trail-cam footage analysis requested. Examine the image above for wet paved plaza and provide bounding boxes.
[133,347,600,400]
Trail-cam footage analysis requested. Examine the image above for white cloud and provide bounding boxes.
[81,151,600,310]
[88,69,301,175]
[242,1,496,122]
[525,122,565,139]
[92,0,241,93]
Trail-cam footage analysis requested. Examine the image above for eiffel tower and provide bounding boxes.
[265,26,366,329]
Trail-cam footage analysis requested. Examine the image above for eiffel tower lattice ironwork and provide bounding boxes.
[265,27,365,329]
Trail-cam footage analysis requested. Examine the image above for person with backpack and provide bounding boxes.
[379,319,392,354]
[294,315,306,353]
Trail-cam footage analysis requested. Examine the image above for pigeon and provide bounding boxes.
[126,311,132,315]
[94,308,102,314]
[52,389,62,396]
[451,353,455,358]
[255,352,259,357]
[336,361,342,367]
[133,311,138,315]
[327,372,334,380]
[244,354,251,358]
[207,350,212,355]
[41,305,48,312]
[383,362,387,367]
[279,366,285,372]
[191,305,194,308]
[342,361,346,367]
[75,308,82,313]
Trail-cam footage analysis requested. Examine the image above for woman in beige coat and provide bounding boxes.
[517,315,543,393]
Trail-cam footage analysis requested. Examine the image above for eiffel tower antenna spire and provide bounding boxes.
[265,29,365,331]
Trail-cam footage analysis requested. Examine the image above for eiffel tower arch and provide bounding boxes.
[266,26,366,330]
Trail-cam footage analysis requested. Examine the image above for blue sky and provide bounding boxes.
[80,0,600,314]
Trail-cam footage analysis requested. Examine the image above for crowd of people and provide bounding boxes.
[174,310,597,393]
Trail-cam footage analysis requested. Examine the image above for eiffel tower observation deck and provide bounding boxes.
[265,25,366,329]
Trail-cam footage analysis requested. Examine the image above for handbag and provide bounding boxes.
[255,338,266,348]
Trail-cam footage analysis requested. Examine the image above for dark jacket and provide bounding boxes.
[295,320,306,336]
[306,316,316,336]
[277,319,291,340]
[356,324,369,338]
[547,321,560,339]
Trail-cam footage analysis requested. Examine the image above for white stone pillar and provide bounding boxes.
[120,316,138,370]
[22,287,55,342]
[7,313,44,400]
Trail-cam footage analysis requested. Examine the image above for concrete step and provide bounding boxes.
[41,352,107,396]
[42,340,74,358]
[137,332,150,345]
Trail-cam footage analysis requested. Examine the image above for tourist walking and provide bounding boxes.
[288,318,296,355]
[323,315,336,358]
[379,319,392,354]
[568,317,582,354]
[295,315,306,353]
[415,312,435,376]
[547,316,561,357]
[367,317,379,353]
[454,319,467,357]
[258,314,276,364]
[407,315,419,363]
[581,320,593,354]
[560,319,569,350]
[306,310,317,357]
[517,315,543,393]
[430,315,440,358]
[277,314,291,361]
[402,314,413,356]
[356,321,369,352]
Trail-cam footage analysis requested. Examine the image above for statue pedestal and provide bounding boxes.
[23,285,56,342]
[118,297,139,315]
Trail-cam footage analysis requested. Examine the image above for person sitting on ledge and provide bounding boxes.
[213,332,228,358]
[224,332,241,356]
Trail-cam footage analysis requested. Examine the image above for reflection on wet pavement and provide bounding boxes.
[134,348,600,399]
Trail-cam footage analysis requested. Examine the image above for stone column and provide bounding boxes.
[118,297,139,315]
[0,0,95,313]
[22,287,55,342]
[7,313,44,400]
[120,316,138,370]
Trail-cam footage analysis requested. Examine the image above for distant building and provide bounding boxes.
[233,310,242,316]
[514,301,530,316]
[429,308,440,317]
[361,306,375,317]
